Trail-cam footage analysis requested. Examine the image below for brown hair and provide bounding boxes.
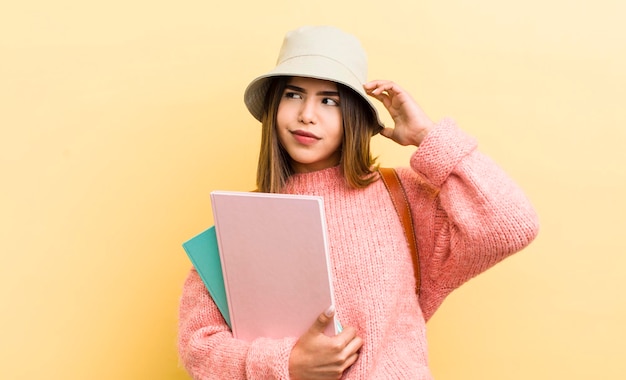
[256,77,382,193]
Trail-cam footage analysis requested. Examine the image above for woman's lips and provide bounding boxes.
[291,130,320,144]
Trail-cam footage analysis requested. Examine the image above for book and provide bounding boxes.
[182,226,231,327]
[209,190,340,342]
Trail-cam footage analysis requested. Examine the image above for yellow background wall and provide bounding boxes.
[1,1,624,379]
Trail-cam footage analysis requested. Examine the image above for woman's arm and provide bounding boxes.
[399,119,540,320]
[178,268,296,379]
[365,80,539,320]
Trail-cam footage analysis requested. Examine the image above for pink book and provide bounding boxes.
[210,191,340,342]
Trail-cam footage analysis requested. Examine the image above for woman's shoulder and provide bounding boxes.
[385,166,440,199]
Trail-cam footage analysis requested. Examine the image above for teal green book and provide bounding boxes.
[182,226,231,327]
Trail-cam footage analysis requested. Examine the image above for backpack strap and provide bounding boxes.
[378,167,421,295]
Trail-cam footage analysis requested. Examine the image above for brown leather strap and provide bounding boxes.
[378,168,421,295]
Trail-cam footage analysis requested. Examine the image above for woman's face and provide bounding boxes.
[276,76,343,173]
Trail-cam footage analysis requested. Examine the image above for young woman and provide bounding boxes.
[178,25,539,380]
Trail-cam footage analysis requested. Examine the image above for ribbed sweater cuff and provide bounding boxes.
[246,337,297,379]
[410,118,478,187]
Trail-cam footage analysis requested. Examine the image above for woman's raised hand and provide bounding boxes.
[288,307,362,380]
[364,80,435,146]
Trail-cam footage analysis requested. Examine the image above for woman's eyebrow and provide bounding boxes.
[285,84,339,97]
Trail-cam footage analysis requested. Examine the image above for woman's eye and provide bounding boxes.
[323,98,339,106]
[284,92,302,99]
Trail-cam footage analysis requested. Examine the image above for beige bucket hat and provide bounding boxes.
[243,25,382,125]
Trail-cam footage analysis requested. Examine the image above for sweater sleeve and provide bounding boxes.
[178,268,297,379]
[398,118,540,321]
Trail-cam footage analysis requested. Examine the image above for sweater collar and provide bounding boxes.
[283,165,346,193]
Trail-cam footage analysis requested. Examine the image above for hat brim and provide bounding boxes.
[244,55,382,125]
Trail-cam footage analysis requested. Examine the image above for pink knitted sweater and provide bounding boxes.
[178,119,539,379]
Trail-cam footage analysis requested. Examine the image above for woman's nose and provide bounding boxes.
[298,99,317,124]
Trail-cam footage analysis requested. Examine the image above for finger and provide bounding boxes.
[365,84,392,97]
[342,351,360,370]
[365,80,398,95]
[332,326,362,354]
[337,325,357,341]
[339,337,363,371]
[310,306,335,333]
[379,127,395,140]
[364,80,393,91]
[366,90,392,109]
[345,334,363,353]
